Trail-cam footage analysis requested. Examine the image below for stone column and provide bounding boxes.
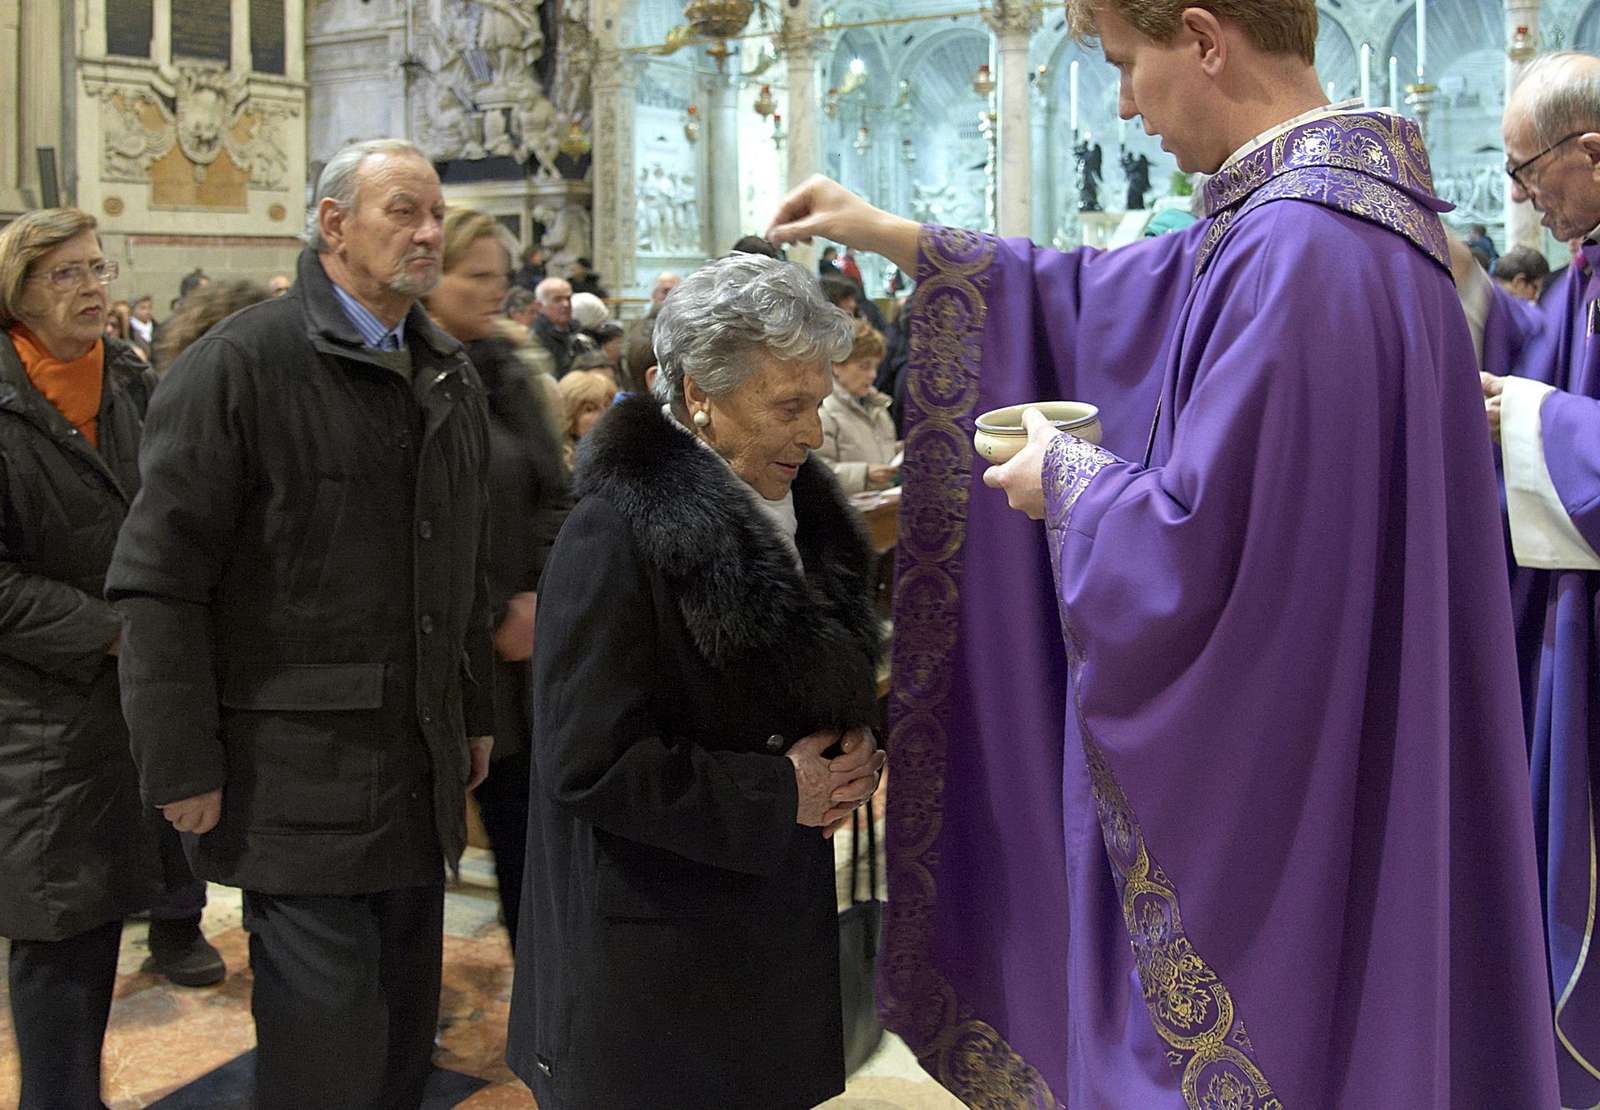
[152,0,170,67]
[231,0,251,71]
[1504,0,1541,251]
[987,0,1038,238]
[285,0,304,83]
[779,0,825,268]
[1030,82,1053,245]
[780,0,821,191]
[589,0,638,297]
[703,67,742,252]
[0,0,20,212]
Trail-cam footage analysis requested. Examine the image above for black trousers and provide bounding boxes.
[7,918,124,1110]
[242,883,444,1110]
[472,748,531,951]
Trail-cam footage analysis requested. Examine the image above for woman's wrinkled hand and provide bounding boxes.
[822,727,885,838]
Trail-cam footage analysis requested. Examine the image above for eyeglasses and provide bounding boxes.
[1506,133,1584,190]
[27,259,119,291]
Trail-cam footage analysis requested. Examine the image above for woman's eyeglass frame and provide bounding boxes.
[26,259,120,291]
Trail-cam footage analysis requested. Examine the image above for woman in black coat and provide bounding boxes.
[506,253,886,1109]
[424,208,570,946]
[0,209,162,1108]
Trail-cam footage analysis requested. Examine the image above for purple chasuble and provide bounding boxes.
[1495,250,1600,1106]
[884,111,1559,1108]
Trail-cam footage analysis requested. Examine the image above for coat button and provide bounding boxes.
[766,734,784,753]
[421,709,433,724]
[418,520,433,540]
[420,614,434,634]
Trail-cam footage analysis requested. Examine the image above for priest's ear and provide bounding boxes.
[1178,8,1227,78]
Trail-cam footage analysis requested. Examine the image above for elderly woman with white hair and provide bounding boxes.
[507,252,886,1109]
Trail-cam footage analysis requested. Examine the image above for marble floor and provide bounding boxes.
[0,839,961,1109]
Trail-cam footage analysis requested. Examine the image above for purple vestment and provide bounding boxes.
[1487,252,1600,1106]
[884,111,1560,1108]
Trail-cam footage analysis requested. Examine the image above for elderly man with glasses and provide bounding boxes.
[1454,50,1600,1108]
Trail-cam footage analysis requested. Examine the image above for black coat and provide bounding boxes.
[106,248,496,895]
[507,396,880,1109]
[0,332,162,940]
[469,336,570,762]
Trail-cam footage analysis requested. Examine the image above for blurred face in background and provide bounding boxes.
[832,354,877,399]
[429,234,511,342]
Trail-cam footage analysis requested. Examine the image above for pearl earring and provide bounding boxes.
[693,410,710,428]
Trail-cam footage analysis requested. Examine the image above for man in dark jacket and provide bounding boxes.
[107,138,496,1110]
[531,275,578,376]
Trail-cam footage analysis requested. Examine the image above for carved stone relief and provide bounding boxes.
[413,0,567,176]
[635,162,700,255]
[88,62,299,191]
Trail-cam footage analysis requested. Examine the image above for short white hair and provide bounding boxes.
[1514,52,1600,149]
[651,253,853,407]
[535,276,572,304]
[571,291,609,329]
[304,139,429,252]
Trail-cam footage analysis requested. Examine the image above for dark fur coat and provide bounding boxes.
[508,394,881,1109]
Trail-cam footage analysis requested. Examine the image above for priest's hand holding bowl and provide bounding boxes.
[981,408,1063,520]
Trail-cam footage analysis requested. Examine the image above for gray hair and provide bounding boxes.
[304,138,428,252]
[1514,52,1600,149]
[651,253,854,407]
[504,286,537,315]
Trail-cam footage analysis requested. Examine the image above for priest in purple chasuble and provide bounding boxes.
[1465,52,1600,1108]
[769,2,1557,1107]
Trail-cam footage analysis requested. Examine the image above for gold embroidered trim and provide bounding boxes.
[881,223,1060,1109]
[1556,792,1600,1108]
[1042,456,1285,1110]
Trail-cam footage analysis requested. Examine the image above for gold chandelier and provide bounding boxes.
[683,0,756,40]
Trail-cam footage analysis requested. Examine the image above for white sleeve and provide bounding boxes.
[1502,375,1600,571]
[1456,259,1492,368]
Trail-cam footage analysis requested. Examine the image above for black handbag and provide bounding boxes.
[839,798,885,1075]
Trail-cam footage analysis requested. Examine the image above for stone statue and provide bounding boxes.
[1121,151,1152,211]
[99,90,174,182]
[476,0,543,91]
[1075,139,1103,213]
[514,95,561,174]
[552,0,593,134]
[538,197,592,272]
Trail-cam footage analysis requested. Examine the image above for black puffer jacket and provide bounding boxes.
[470,337,570,762]
[107,249,495,895]
[0,332,162,940]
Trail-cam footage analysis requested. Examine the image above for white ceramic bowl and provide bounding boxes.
[974,401,1102,464]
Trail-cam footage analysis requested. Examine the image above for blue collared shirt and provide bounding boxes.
[330,281,407,351]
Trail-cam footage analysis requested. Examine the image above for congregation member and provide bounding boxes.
[649,270,681,309]
[566,255,608,300]
[128,292,156,353]
[768,0,1559,1104]
[504,284,539,329]
[817,317,898,492]
[0,207,163,1110]
[507,252,884,1108]
[423,206,570,950]
[1469,51,1600,1107]
[1495,245,1552,303]
[512,244,547,292]
[532,275,579,376]
[128,278,278,994]
[555,365,616,468]
[106,138,495,1110]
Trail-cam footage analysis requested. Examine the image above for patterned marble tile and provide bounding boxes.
[2,869,957,1110]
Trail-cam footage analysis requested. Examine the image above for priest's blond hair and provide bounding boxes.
[1067,0,1318,66]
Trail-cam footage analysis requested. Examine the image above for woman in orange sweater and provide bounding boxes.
[0,208,164,1110]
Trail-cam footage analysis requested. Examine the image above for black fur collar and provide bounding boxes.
[576,395,880,693]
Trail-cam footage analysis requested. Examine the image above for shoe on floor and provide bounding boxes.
[143,921,226,987]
